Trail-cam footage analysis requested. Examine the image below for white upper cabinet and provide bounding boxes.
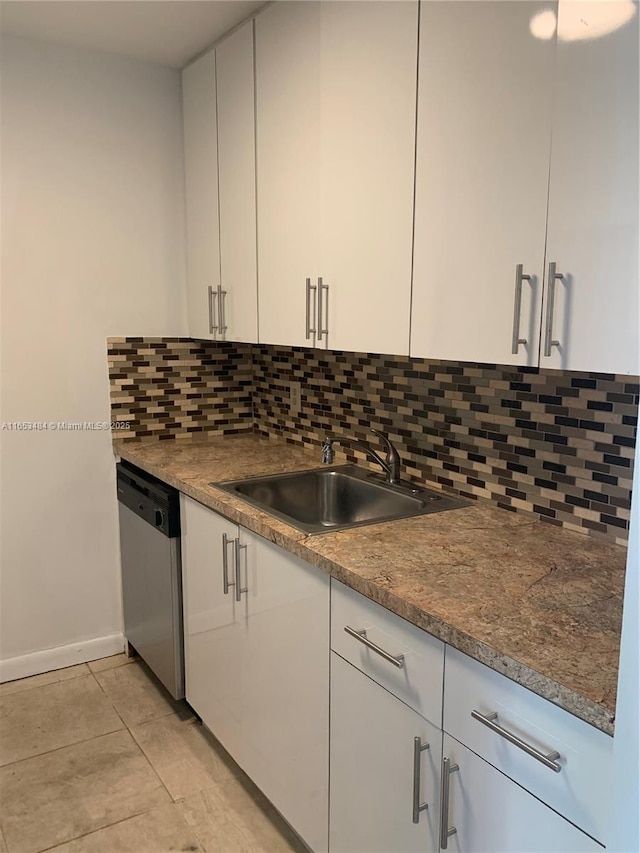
[182,51,220,341]
[319,1,417,355]
[412,0,639,374]
[255,1,321,348]
[256,1,418,354]
[216,20,259,344]
[542,2,639,374]
[411,1,556,366]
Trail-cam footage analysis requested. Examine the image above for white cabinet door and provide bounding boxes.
[240,528,330,853]
[330,653,441,853]
[182,51,220,341]
[180,496,244,761]
[182,500,330,851]
[256,0,417,354]
[411,1,556,365]
[255,1,321,348]
[216,20,259,344]
[542,2,639,374]
[442,734,602,853]
[319,1,417,356]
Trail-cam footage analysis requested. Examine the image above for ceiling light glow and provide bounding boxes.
[530,1,636,41]
[530,9,557,40]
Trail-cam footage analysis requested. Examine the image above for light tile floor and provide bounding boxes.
[0,655,307,853]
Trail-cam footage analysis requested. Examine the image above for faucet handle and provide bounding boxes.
[321,436,335,465]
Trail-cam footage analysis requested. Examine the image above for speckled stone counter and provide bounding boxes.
[114,433,627,735]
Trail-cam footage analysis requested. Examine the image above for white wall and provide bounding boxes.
[0,36,188,678]
[610,430,640,852]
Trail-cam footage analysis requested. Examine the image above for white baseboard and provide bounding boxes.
[0,633,125,683]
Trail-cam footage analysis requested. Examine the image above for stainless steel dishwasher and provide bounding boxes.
[116,461,184,699]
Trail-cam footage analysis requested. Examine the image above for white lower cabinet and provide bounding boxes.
[180,495,329,852]
[182,500,611,853]
[330,653,441,853]
[441,734,602,853]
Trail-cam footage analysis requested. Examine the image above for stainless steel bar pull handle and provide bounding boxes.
[511,264,532,354]
[471,710,562,772]
[439,757,459,849]
[317,277,329,343]
[218,284,227,341]
[208,286,218,336]
[222,533,234,595]
[543,262,563,357]
[234,537,248,602]
[412,737,430,824]
[305,278,317,342]
[343,626,405,669]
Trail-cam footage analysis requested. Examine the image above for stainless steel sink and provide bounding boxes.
[214,465,467,534]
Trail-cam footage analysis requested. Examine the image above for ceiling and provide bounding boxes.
[0,0,267,68]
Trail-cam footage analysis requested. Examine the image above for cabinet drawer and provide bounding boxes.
[330,579,444,726]
[443,646,612,845]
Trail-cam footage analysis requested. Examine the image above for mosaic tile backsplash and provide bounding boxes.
[108,338,637,544]
[107,338,253,439]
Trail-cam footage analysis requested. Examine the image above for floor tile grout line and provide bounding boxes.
[89,667,133,729]
[89,665,184,733]
[88,667,178,803]
[33,802,183,853]
[89,661,190,732]
[0,725,127,771]
[0,656,134,698]
[0,666,91,699]
[130,731,181,805]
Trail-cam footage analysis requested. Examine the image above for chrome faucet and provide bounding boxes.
[321,428,402,485]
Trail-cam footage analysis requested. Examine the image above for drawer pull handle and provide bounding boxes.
[412,736,430,823]
[471,710,562,773]
[439,756,459,849]
[344,626,405,669]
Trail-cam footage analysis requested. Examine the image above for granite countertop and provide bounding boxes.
[114,433,627,735]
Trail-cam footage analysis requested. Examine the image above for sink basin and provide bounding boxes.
[214,465,467,534]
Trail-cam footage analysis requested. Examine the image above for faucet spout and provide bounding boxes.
[321,428,402,485]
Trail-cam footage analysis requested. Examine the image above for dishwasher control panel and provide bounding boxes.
[116,462,180,538]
